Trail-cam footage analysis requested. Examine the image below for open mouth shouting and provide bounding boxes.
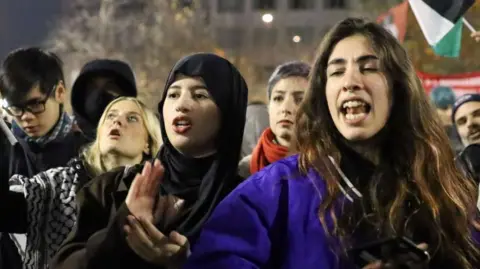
[172,116,192,134]
[340,98,371,124]
[108,128,122,140]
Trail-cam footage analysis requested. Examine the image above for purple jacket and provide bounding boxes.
[185,154,480,269]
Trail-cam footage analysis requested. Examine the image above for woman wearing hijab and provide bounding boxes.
[238,61,310,178]
[2,97,161,269]
[184,18,480,269]
[50,53,248,269]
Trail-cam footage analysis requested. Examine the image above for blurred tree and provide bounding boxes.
[47,0,260,110]
[359,0,480,74]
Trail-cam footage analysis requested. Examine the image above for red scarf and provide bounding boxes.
[250,127,289,174]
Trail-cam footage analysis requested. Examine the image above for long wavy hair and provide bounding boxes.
[294,17,480,267]
[82,96,162,176]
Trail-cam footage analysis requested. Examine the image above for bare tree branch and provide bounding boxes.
[46,0,219,109]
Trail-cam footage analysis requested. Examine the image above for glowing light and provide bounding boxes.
[292,35,301,43]
[262,13,273,24]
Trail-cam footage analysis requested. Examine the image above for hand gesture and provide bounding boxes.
[125,159,164,222]
[124,195,189,267]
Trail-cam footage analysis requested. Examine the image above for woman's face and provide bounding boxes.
[325,34,392,142]
[162,74,221,157]
[98,100,149,158]
[268,76,308,147]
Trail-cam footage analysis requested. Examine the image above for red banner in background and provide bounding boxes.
[417,71,480,96]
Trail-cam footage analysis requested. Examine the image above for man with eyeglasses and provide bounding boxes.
[0,48,87,172]
[0,48,87,269]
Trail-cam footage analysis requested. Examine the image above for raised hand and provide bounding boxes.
[125,174,189,267]
[125,159,164,222]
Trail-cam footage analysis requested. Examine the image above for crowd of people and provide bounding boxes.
[1,17,480,269]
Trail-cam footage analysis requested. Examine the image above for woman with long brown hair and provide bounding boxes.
[183,18,480,269]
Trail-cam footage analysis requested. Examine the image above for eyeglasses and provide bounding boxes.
[2,84,57,117]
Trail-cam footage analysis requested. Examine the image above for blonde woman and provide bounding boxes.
[2,96,161,269]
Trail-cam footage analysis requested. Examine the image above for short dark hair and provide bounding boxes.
[267,61,311,100]
[0,47,64,104]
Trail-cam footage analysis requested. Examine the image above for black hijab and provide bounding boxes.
[157,53,248,237]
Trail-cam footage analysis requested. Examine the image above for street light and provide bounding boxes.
[292,35,301,43]
[262,13,273,24]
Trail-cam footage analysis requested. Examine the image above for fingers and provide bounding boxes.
[169,231,188,247]
[152,159,164,183]
[144,160,163,198]
[139,162,152,195]
[125,224,154,260]
[149,160,164,197]
[416,243,428,251]
[123,217,188,265]
[127,215,156,249]
[126,173,144,205]
[137,216,168,245]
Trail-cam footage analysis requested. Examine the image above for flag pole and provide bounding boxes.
[462,18,476,33]
[0,117,17,146]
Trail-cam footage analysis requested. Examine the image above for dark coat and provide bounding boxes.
[50,165,164,269]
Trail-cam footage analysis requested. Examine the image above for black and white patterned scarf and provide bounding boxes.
[9,158,89,269]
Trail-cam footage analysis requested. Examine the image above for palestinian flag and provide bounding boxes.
[377,1,409,43]
[409,0,475,55]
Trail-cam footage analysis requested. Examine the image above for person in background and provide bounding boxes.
[0,48,87,175]
[241,102,269,158]
[184,17,480,269]
[452,94,480,147]
[452,94,480,209]
[51,53,248,269]
[71,59,137,141]
[429,86,463,154]
[238,61,310,178]
[0,48,87,269]
[1,96,161,269]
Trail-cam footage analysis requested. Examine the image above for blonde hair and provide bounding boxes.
[81,97,162,176]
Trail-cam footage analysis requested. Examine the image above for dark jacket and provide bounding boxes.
[50,165,163,269]
[8,130,87,179]
[0,129,87,269]
[0,120,23,269]
[51,164,242,269]
[2,128,88,233]
[456,143,480,185]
